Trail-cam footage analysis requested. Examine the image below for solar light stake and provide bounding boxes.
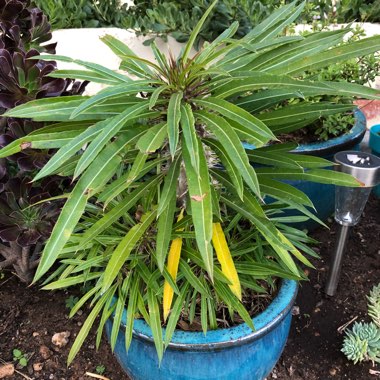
[325,151,380,296]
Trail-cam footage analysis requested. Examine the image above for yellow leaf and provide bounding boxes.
[212,222,242,300]
[163,209,184,322]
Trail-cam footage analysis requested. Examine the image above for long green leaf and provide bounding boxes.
[180,104,199,173]
[101,34,153,75]
[37,54,130,83]
[34,136,128,281]
[196,111,261,198]
[281,35,380,75]
[102,209,157,292]
[0,130,82,158]
[33,119,111,181]
[79,176,162,248]
[182,138,213,279]
[68,286,116,365]
[157,154,181,216]
[124,276,139,351]
[195,97,275,143]
[48,69,121,85]
[110,276,131,350]
[203,138,243,200]
[73,102,148,178]
[147,289,164,362]
[181,0,218,63]
[70,81,154,118]
[167,92,182,158]
[156,193,177,272]
[137,123,167,153]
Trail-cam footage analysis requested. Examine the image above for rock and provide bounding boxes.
[329,368,337,376]
[0,364,15,379]
[292,306,300,316]
[33,332,40,337]
[39,345,52,359]
[52,331,71,348]
[44,359,59,371]
[33,363,43,372]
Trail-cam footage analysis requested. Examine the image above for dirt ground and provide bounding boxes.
[0,195,379,380]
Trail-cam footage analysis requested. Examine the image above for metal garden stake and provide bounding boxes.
[325,151,380,296]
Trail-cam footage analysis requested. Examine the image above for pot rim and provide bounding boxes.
[116,279,298,351]
[290,109,366,157]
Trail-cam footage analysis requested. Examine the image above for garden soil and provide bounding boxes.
[0,195,379,380]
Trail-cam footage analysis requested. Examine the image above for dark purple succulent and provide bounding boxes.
[0,176,65,246]
[0,0,56,53]
[0,48,73,108]
[0,0,88,283]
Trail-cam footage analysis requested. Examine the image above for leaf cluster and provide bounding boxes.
[33,0,129,29]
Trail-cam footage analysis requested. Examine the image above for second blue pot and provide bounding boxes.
[286,109,366,230]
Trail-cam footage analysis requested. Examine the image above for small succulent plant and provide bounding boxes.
[0,176,67,282]
[368,284,380,328]
[341,331,369,364]
[342,284,380,365]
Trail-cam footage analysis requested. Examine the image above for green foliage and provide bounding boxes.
[2,1,378,363]
[123,0,275,45]
[96,365,106,375]
[13,349,28,368]
[302,26,380,141]
[342,284,380,364]
[313,113,355,141]
[368,284,380,328]
[33,0,129,29]
[337,0,380,23]
[65,295,79,310]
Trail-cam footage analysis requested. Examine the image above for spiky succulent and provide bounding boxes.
[368,284,380,328]
[342,330,369,364]
[342,322,380,364]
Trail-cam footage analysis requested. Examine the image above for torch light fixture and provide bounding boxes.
[325,150,380,296]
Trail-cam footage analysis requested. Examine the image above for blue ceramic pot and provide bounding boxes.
[369,124,380,197]
[106,279,298,380]
[285,109,366,230]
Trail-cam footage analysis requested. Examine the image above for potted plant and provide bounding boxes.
[1,1,379,378]
[232,23,380,228]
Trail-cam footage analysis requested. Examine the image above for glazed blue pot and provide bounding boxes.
[285,109,366,230]
[105,279,298,380]
[369,124,380,197]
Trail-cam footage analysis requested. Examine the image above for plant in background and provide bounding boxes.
[33,0,129,29]
[337,0,380,23]
[300,25,380,141]
[342,283,380,364]
[0,0,87,282]
[2,0,380,363]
